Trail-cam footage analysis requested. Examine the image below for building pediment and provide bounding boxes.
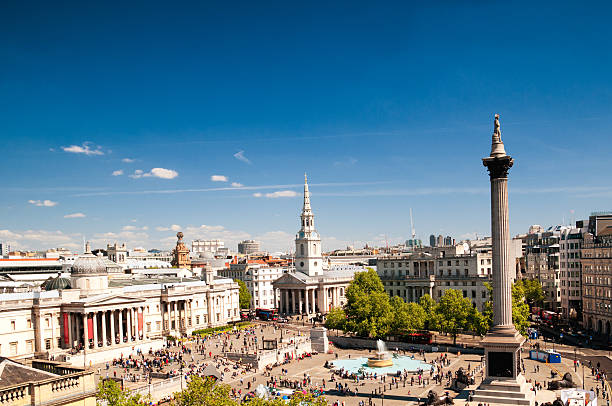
[272,273,309,287]
[65,294,147,309]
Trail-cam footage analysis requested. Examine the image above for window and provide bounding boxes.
[146,322,151,332]
[46,318,50,327]
[45,339,52,350]
[10,342,17,355]
[57,337,62,347]
[156,321,161,331]
[26,340,33,353]
[10,320,15,330]
[196,315,200,325]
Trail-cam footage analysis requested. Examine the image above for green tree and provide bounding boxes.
[482,281,531,335]
[436,289,474,345]
[173,376,235,406]
[389,297,426,333]
[324,307,346,332]
[97,379,149,406]
[419,294,439,331]
[344,269,393,338]
[512,282,530,335]
[172,375,327,406]
[517,279,545,308]
[234,279,251,309]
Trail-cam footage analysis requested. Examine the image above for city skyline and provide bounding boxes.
[2,2,612,252]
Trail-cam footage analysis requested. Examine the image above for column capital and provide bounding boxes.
[482,155,514,179]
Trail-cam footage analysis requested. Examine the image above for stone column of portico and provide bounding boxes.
[82,313,89,353]
[109,311,115,346]
[118,310,124,344]
[92,312,98,349]
[298,290,303,314]
[101,311,107,347]
[172,301,178,331]
[311,289,316,313]
[305,288,310,314]
[291,290,296,314]
[283,290,288,314]
[127,308,133,342]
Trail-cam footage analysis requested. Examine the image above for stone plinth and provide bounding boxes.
[310,327,329,353]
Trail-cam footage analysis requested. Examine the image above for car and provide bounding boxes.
[277,317,288,323]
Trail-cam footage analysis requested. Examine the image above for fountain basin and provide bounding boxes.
[367,357,394,367]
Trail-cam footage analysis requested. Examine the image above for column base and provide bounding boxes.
[472,374,535,406]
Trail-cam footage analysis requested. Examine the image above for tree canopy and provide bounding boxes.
[172,376,327,406]
[344,269,394,338]
[436,289,475,345]
[234,279,252,309]
[324,307,346,332]
[97,379,149,406]
[515,279,545,308]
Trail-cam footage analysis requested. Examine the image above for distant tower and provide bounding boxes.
[436,235,444,247]
[172,232,191,268]
[295,174,323,277]
[429,234,436,247]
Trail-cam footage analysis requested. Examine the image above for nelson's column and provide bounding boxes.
[472,115,534,406]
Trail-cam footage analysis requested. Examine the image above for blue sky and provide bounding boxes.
[1,1,612,252]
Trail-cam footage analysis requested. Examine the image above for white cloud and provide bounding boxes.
[62,142,104,156]
[233,150,251,164]
[112,170,124,176]
[129,170,144,178]
[122,158,135,163]
[253,193,263,198]
[122,225,137,231]
[64,212,86,218]
[130,168,178,179]
[231,182,243,188]
[28,199,58,207]
[149,168,178,179]
[265,190,298,198]
[156,224,182,232]
[211,175,228,182]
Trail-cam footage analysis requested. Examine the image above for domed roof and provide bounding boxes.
[71,252,107,275]
[42,275,72,291]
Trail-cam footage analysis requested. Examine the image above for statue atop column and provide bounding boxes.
[493,114,502,141]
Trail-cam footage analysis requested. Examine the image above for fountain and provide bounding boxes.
[367,339,393,367]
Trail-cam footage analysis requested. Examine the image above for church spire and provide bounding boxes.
[303,173,312,214]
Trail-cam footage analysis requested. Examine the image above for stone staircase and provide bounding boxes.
[471,375,535,406]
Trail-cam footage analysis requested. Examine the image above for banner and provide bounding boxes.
[138,311,143,334]
[87,315,93,340]
[63,313,69,345]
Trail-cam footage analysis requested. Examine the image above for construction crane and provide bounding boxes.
[410,208,416,240]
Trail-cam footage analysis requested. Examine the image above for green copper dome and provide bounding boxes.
[42,275,72,291]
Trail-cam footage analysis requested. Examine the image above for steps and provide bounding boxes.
[471,376,535,406]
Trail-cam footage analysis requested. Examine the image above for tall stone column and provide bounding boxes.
[291,290,296,314]
[473,114,532,406]
[305,288,310,314]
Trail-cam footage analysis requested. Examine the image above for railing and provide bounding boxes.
[50,375,80,392]
[0,384,28,404]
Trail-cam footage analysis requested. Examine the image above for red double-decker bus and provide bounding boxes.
[255,308,278,321]
[397,331,433,344]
